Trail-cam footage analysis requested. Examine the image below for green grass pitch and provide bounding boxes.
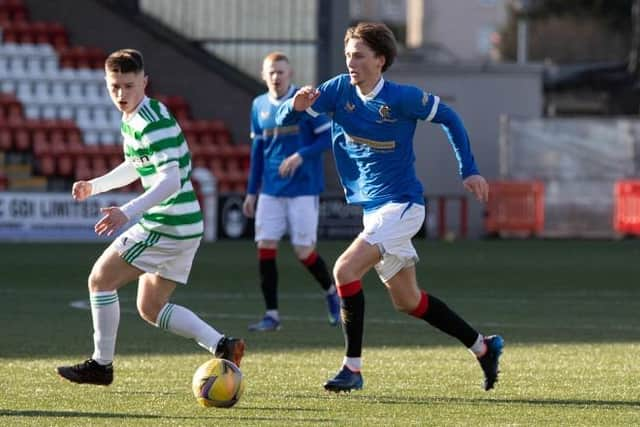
[0,239,639,426]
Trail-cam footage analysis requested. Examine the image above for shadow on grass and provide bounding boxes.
[0,409,333,423]
[341,394,640,409]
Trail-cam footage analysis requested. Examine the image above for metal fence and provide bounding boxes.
[500,116,640,237]
[140,0,319,85]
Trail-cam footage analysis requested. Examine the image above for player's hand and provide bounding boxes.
[463,174,489,203]
[242,194,257,218]
[292,86,320,111]
[72,181,92,201]
[94,207,128,237]
[278,153,303,178]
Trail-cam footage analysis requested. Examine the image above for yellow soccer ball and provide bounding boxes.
[192,358,245,408]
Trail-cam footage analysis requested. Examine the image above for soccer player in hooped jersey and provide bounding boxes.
[243,52,340,331]
[56,49,244,385]
[276,23,504,392]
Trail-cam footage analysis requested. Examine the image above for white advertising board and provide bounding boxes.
[0,192,139,241]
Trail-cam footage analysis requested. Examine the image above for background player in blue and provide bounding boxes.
[277,23,504,392]
[243,52,340,332]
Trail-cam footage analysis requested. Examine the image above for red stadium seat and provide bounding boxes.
[38,155,56,176]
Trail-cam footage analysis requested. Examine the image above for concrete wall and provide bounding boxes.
[424,0,508,62]
[387,62,543,236]
[24,0,261,144]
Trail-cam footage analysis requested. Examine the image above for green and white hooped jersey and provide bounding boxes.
[120,96,204,240]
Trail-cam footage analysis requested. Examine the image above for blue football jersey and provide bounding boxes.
[248,85,331,197]
[276,75,479,211]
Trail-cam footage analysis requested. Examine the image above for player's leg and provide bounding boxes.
[249,194,286,331]
[137,273,244,367]
[377,202,503,390]
[133,231,244,366]
[323,236,380,392]
[385,267,503,390]
[289,195,339,325]
[56,245,141,385]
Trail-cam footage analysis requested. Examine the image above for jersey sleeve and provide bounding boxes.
[401,86,441,122]
[431,102,479,178]
[276,75,344,126]
[298,115,331,160]
[246,102,264,195]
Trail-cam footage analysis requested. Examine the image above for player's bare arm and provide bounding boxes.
[463,174,489,203]
[292,86,320,111]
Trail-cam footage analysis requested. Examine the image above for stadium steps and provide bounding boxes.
[0,0,249,193]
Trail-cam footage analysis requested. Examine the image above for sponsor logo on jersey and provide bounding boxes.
[344,101,356,112]
[130,154,151,167]
[260,110,270,119]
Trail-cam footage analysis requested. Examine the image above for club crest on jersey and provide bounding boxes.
[344,101,356,112]
[260,110,270,119]
[377,105,397,123]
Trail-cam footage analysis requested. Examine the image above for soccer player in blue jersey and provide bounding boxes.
[243,52,340,332]
[276,23,504,392]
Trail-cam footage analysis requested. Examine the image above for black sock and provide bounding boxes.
[301,252,333,291]
[338,281,365,358]
[420,293,479,348]
[258,248,278,310]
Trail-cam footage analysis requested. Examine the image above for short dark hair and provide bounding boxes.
[344,22,397,72]
[105,49,145,73]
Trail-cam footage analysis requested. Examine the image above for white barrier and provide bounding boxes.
[0,170,218,242]
[0,192,138,241]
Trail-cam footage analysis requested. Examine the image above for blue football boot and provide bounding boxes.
[248,314,281,332]
[323,366,364,392]
[326,292,341,326]
[477,335,504,391]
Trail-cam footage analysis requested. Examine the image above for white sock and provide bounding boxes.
[266,309,279,321]
[156,303,223,354]
[469,334,487,357]
[343,356,362,372]
[90,290,119,365]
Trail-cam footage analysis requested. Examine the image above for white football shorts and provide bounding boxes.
[254,194,319,246]
[359,202,425,282]
[110,224,201,285]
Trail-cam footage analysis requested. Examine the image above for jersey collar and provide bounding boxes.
[268,85,296,106]
[355,76,384,102]
[124,95,149,122]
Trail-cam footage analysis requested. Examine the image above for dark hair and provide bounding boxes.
[105,49,145,73]
[344,22,397,72]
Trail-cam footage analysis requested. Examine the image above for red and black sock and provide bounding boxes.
[337,280,365,357]
[258,248,278,310]
[410,290,478,348]
[300,251,332,291]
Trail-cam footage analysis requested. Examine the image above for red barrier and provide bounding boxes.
[614,180,640,235]
[435,195,468,239]
[485,180,544,236]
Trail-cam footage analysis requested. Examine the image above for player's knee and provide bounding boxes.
[333,257,354,285]
[391,298,415,313]
[293,245,314,260]
[88,269,108,292]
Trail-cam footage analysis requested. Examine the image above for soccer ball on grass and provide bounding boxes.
[192,358,245,408]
